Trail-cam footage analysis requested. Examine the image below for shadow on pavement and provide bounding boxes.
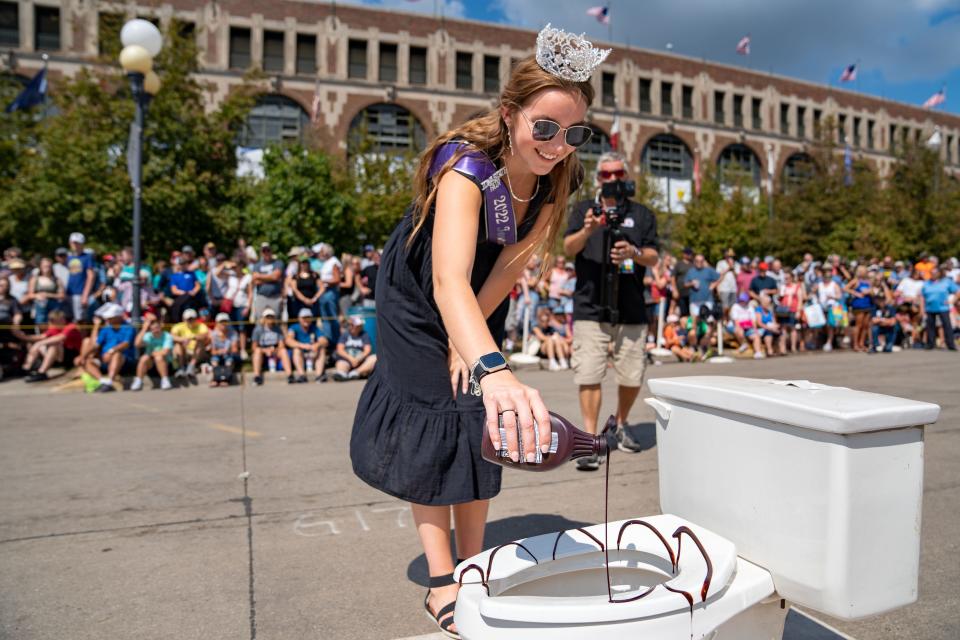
[616,421,657,452]
[406,514,592,587]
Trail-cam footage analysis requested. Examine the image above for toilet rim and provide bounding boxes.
[455,514,738,624]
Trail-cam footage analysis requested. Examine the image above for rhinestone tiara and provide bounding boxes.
[535,23,612,83]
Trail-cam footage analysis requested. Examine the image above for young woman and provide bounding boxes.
[349,26,605,638]
[25,257,65,324]
[845,265,874,352]
[288,255,322,320]
[777,271,805,354]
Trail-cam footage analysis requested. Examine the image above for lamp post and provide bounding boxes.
[119,19,163,326]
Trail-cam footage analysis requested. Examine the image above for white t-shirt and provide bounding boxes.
[9,275,29,302]
[730,303,755,327]
[817,281,842,306]
[895,277,924,300]
[320,257,342,285]
[234,273,252,308]
[717,269,738,294]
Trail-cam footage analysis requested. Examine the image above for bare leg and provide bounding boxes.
[452,499,490,559]
[411,503,458,635]
[278,347,292,374]
[292,348,305,376]
[252,347,263,376]
[578,383,602,435]
[154,353,169,378]
[616,385,641,428]
[38,344,62,373]
[355,354,377,377]
[136,354,152,378]
[107,352,124,382]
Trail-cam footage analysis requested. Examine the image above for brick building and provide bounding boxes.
[3,0,959,211]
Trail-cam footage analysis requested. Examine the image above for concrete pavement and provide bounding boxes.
[0,349,957,639]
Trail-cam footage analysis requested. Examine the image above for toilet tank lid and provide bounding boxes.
[648,376,940,434]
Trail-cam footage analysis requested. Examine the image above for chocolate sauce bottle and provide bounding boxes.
[481,412,610,472]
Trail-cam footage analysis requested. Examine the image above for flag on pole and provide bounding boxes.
[843,144,853,186]
[609,112,620,151]
[310,82,322,124]
[735,35,751,56]
[4,68,47,113]
[586,6,610,25]
[839,64,857,83]
[922,87,946,109]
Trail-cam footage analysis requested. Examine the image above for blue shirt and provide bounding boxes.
[289,323,324,345]
[684,267,719,303]
[169,271,197,295]
[66,252,94,295]
[922,278,958,313]
[96,323,137,360]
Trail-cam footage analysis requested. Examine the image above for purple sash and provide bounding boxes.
[428,142,518,245]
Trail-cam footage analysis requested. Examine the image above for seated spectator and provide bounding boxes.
[0,276,27,376]
[730,293,763,357]
[286,308,329,383]
[755,295,781,357]
[21,310,82,382]
[209,312,241,387]
[662,314,696,363]
[870,289,900,354]
[171,308,210,380]
[683,309,715,360]
[332,316,376,381]
[531,306,569,371]
[251,308,294,386]
[78,302,136,392]
[131,313,173,391]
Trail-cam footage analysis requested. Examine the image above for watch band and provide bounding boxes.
[468,352,510,396]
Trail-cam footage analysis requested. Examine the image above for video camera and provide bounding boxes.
[596,178,637,325]
[598,179,636,229]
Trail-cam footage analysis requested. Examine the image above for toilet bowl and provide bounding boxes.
[453,377,941,639]
[454,514,784,640]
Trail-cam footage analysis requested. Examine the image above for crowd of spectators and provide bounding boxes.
[2,231,957,388]
[0,233,379,389]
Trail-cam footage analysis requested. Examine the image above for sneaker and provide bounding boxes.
[348,370,360,380]
[753,352,765,359]
[253,375,264,386]
[130,377,143,391]
[174,367,187,379]
[615,425,643,453]
[160,377,173,390]
[25,371,48,383]
[295,375,308,383]
[737,343,749,353]
[186,362,197,377]
[548,360,559,371]
[823,342,833,352]
[576,455,601,471]
[287,375,296,384]
[558,357,569,369]
[96,383,115,393]
[332,371,348,382]
[316,372,328,383]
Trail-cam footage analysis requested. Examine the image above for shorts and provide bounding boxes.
[99,358,135,376]
[690,300,714,320]
[571,320,648,387]
[718,291,736,310]
[777,312,797,327]
[336,353,369,367]
[252,295,282,321]
[743,328,759,339]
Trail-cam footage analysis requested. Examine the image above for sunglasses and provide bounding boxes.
[598,168,626,180]
[518,110,593,148]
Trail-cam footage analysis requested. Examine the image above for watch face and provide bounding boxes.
[479,352,507,370]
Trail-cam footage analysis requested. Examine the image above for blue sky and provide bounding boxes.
[350,0,960,115]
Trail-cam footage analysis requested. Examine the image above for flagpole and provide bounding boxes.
[607,1,613,43]
[41,53,48,121]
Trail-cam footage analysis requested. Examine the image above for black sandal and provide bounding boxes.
[424,572,460,639]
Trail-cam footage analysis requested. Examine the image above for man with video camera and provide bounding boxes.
[563,152,659,470]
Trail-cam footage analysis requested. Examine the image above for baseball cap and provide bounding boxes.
[260,242,271,250]
[69,232,85,244]
[181,245,194,254]
[758,261,769,270]
[96,302,124,319]
[311,243,324,254]
[215,312,231,323]
[350,316,364,327]
[182,309,198,320]
[738,292,750,303]
[740,256,750,265]
[103,253,115,262]
[297,308,313,319]
[364,244,375,253]
[261,308,276,318]
[55,247,68,256]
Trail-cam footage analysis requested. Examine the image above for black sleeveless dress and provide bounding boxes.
[349,174,551,506]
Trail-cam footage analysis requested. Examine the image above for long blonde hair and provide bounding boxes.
[408,56,595,257]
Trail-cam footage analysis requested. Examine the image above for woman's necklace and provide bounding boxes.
[504,168,539,203]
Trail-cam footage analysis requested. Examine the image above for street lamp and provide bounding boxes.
[119,19,163,326]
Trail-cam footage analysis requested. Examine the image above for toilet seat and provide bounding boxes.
[455,514,738,625]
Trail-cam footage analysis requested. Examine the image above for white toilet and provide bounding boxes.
[454,377,941,639]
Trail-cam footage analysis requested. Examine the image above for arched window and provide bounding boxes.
[240,94,309,149]
[576,124,612,164]
[717,143,761,187]
[641,134,692,179]
[782,153,815,191]
[348,103,426,156]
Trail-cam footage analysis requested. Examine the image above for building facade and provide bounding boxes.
[3,0,959,210]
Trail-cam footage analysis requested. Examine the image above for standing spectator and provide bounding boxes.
[749,262,778,302]
[919,267,958,350]
[339,255,362,317]
[21,310,82,382]
[546,255,570,309]
[251,308,293,386]
[357,249,379,308]
[889,260,909,287]
[735,257,755,298]
[286,308,329,383]
[914,254,935,281]
[515,255,541,333]
[845,265,874,352]
[288,255,321,319]
[209,312,241,387]
[181,245,198,270]
[683,253,720,320]
[171,308,210,379]
[777,271,805,354]
[730,293,764,356]
[231,259,253,360]
[715,251,739,317]
[673,248,694,317]
[768,259,787,288]
[52,248,70,291]
[646,258,670,342]
[816,265,845,351]
[332,316,376,381]
[207,258,235,314]
[251,242,285,320]
[131,314,174,391]
[895,267,925,306]
[202,242,219,271]
[78,303,136,392]
[7,258,30,304]
[168,257,201,322]
[316,243,342,344]
[0,276,27,375]
[66,232,96,322]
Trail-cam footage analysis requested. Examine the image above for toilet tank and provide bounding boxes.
[645,376,940,621]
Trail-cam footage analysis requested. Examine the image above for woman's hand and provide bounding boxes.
[447,340,469,398]
[479,370,551,463]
